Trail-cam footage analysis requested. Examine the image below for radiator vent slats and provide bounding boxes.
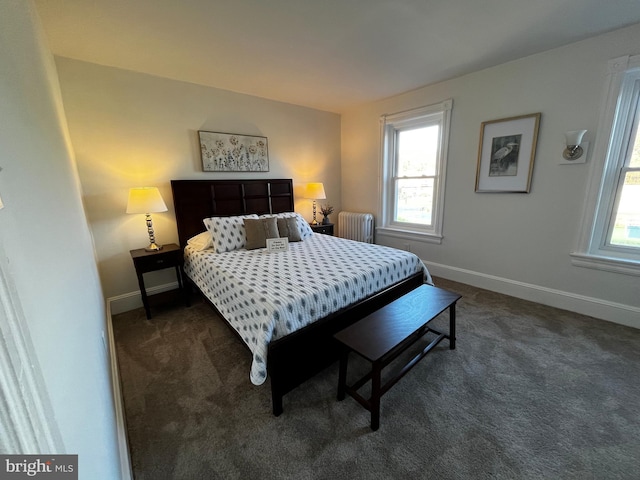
[338,212,374,243]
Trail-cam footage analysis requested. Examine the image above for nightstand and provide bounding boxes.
[130,243,189,319]
[310,223,334,235]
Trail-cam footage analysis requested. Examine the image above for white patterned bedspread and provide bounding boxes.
[184,233,432,385]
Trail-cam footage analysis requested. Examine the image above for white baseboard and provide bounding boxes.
[105,300,133,480]
[108,281,180,315]
[111,272,639,330]
[425,261,640,330]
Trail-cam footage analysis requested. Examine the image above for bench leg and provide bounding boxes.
[370,361,382,431]
[337,348,348,401]
[449,303,456,350]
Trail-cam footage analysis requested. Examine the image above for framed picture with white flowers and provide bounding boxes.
[199,131,269,172]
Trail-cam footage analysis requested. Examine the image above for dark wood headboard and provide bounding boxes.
[171,179,295,248]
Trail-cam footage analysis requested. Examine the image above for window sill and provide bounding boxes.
[570,252,640,277]
[376,226,443,244]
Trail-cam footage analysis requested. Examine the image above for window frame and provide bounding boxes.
[378,99,452,243]
[572,55,640,276]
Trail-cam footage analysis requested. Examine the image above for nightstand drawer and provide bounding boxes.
[310,223,334,235]
[134,252,181,272]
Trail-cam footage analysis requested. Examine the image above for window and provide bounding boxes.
[609,121,640,249]
[572,55,640,275]
[379,100,452,243]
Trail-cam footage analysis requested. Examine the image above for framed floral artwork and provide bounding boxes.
[199,131,269,172]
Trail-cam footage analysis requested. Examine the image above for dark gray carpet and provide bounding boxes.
[112,278,640,479]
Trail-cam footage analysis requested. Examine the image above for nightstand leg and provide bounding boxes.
[136,271,151,319]
[174,265,189,308]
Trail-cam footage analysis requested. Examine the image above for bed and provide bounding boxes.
[171,179,429,415]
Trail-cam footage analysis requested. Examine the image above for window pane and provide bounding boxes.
[630,123,640,167]
[609,170,640,248]
[395,178,434,225]
[397,126,439,177]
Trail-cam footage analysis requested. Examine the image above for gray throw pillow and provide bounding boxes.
[244,217,279,250]
[277,217,302,242]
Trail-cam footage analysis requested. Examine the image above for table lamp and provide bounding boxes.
[126,187,168,251]
[305,182,326,225]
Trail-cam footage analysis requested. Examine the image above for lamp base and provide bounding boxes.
[310,219,319,225]
[145,243,163,252]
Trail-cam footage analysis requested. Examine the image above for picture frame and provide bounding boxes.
[199,131,269,172]
[475,113,541,193]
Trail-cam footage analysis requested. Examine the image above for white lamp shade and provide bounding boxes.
[565,130,587,147]
[126,187,168,214]
[305,182,326,200]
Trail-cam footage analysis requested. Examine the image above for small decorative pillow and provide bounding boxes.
[294,213,314,240]
[277,217,302,242]
[186,231,213,251]
[203,214,259,253]
[260,212,314,240]
[244,217,279,250]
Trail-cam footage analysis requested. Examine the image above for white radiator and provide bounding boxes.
[338,211,374,243]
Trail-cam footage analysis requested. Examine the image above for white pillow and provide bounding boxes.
[186,231,213,251]
[203,214,259,253]
[260,212,313,240]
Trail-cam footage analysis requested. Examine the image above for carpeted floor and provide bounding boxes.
[112,278,640,479]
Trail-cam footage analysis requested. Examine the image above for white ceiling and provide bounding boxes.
[34,0,640,113]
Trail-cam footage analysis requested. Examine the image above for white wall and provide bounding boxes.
[342,23,640,326]
[54,58,341,309]
[0,1,121,478]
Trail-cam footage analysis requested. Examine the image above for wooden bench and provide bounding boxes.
[334,284,461,431]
